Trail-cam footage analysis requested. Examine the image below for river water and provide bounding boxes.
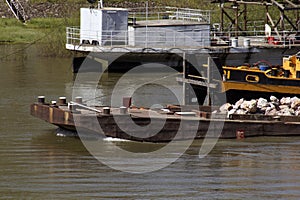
[0,44,300,199]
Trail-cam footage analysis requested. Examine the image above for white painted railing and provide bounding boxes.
[128,6,211,23]
[66,6,300,51]
[67,26,300,50]
[66,27,211,49]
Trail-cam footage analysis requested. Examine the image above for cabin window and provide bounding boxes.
[246,75,259,83]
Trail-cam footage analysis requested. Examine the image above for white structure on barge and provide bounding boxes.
[66,5,212,53]
[65,1,300,73]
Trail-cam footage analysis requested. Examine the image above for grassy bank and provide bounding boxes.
[0,0,212,57]
[0,0,295,57]
[0,17,79,57]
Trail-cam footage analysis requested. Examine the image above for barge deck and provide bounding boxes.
[31,101,300,143]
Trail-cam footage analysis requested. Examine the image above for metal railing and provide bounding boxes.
[66,27,211,49]
[211,29,300,49]
[67,26,300,50]
[128,6,211,23]
[66,27,80,46]
[66,5,300,50]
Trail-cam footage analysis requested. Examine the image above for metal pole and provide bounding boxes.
[220,3,224,32]
[244,4,247,32]
[235,5,238,38]
[182,52,186,106]
[207,57,211,106]
[146,1,148,48]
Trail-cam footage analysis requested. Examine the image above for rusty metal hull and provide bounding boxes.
[31,103,300,142]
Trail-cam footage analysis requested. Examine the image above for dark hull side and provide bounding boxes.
[31,103,300,143]
[190,64,300,104]
[72,46,300,73]
[222,67,300,103]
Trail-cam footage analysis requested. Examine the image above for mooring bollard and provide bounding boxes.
[120,106,127,114]
[58,97,67,105]
[38,96,45,104]
[68,103,77,112]
[75,96,83,104]
[51,100,57,106]
[103,107,110,115]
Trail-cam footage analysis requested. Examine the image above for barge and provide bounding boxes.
[31,96,300,142]
[67,1,300,73]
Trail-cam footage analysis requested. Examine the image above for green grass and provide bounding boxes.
[0,18,77,43]
[0,17,79,56]
[0,19,42,43]
[0,0,298,56]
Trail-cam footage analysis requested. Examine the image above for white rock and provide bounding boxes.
[265,108,277,115]
[235,109,247,115]
[233,98,244,109]
[268,103,275,109]
[295,108,300,116]
[219,103,232,113]
[280,97,291,105]
[228,108,236,115]
[279,105,289,110]
[277,107,295,116]
[290,97,300,109]
[240,101,249,110]
[270,95,279,103]
[248,100,258,113]
[257,98,268,108]
[220,96,300,116]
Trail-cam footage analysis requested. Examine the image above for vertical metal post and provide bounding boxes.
[110,30,113,47]
[206,57,211,106]
[244,4,247,32]
[235,5,239,38]
[220,3,224,32]
[297,10,300,31]
[265,5,269,25]
[280,10,284,31]
[182,52,186,106]
[173,31,176,47]
[146,1,148,48]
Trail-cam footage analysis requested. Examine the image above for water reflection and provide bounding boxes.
[70,69,182,107]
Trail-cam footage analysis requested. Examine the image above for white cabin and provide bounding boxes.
[80,7,128,45]
[66,6,211,52]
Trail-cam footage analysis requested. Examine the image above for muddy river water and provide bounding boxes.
[0,44,299,199]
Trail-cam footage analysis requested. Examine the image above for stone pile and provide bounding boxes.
[219,96,300,116]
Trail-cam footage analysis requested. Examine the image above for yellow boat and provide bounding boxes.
[182,53,300,104]
[221,54,300,102]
